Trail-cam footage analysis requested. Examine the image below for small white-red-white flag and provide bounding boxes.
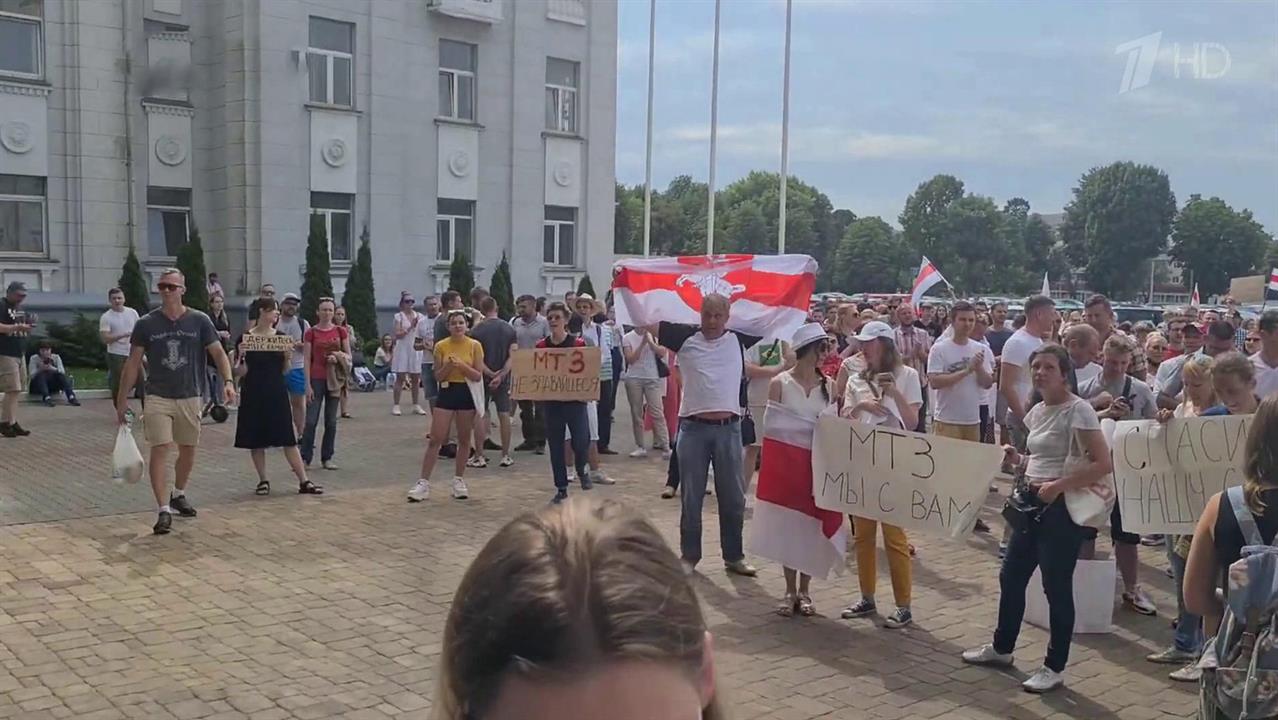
[1041,272,1051,298]
[1191,283,1201,307]
[911,256,948,307]
[611,254,817,340]
[1268,268,1278,296]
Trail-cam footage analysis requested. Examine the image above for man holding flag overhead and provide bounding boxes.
[615,254,819,578]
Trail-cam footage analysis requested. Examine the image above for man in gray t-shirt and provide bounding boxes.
[468,298,519,464]
[276,293,308,434]
[116,269,235,536]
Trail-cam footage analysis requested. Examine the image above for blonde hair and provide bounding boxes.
[1244,396,1278,514]
[432,499,724,720]
[1102,332,1136,357]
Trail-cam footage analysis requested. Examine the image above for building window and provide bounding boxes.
[545,57,579,133]
[0,174,44,255]
[436,198,474,263]
[438,39,476,121]
[311,192,353,262]
[543,206,576,266]
[307,16,353,107]
[0,0,42,78]
[146,187,190,258]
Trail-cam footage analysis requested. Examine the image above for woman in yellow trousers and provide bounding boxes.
[836,322,923,629]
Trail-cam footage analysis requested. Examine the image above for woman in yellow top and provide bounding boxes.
[407,310,485,503]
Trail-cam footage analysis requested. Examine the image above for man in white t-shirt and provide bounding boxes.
[1000,294,1055,449]
[1253,310,1278,400]
[652,294,761,578]
[1062,324,1102,389]
[99,288,140,403]
[928,301,994,443]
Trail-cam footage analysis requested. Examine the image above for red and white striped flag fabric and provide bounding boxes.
[1269,268,1278,293]
[910,256,948,307]
[611,254,817,340]
[1191,283,1200,307]
[748,402,847,580]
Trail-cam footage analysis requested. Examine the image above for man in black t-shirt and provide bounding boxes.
[0,281,34,437]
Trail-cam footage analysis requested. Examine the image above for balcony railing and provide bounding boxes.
[547,0,585,25]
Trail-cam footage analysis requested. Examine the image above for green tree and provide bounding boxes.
[614,183,644,255]
[938,195,1005,294]
[715,171,839,285]
[1265,240,1278,273]
[577,274,596,298]
[448,250,475,298]
[722,201,770,254]
[490,252,516,320]
[831,209,857,243]
[300,213,334,324]
[899,174,966,270]
[118,244,151,314]
[1061,161,1176,297]
[1169,194,1272,296]
[174,228,210,313]
[341,226,378,345]
[832,217,905,293]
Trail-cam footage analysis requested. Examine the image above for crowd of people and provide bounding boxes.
[5,269,1278,711]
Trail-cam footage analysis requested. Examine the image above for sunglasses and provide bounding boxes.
[157,282,183,292]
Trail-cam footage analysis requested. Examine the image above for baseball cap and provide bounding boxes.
[854,321,894,342]
[576,293,595,303]
[1182,322,1204,335]
[281,292,301,303]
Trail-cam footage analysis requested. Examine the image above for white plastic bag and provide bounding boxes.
[1025,557,1117,634]
[112,424,145,484]
[467,379,487,419]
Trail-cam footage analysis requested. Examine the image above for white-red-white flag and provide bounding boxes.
[911,256,948,307]
[611,254,816,340]
[748,402,847,579]
[1267,268,1278,297]
[1191,283,1201,307]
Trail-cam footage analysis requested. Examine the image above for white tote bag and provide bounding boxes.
[1025,557,1117,634]
[467,379,487,419]
[1062,413,1116,528]
[111,424,145,484]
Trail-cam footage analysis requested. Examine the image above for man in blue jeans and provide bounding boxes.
[652,294,759,577]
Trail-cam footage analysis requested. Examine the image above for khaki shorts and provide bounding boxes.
[144,396,203,447]
[933,420,981,443]
[0,356,20,392]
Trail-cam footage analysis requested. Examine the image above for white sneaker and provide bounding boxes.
[407,479,430,502]
[413,405,428,416]
[628,448,648,458]
[590,470,616,485]
[961,644,1014,668]
[391,406,402,416]
[1021,666,1064,694]
[466,455,488,469]
[451,477,469,499]
[499,455,514,468]
[661,449,673,460]
[1122,587,1157,616]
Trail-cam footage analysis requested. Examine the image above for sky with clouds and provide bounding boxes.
[614,0,1278,232]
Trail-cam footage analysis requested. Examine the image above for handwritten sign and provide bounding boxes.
[241,333,295,352]
[812,414,1004,538]
[1113,415,1251,534]
[511,347,601,402]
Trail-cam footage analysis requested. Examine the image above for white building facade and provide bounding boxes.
[0,0,617,304]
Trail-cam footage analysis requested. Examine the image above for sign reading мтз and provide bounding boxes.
[510,347,601,402]
[241,333,295,352]
[1113,414,1252,535]
[812,414,1003,539]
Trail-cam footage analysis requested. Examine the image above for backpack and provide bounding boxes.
[1200,485,1278,719]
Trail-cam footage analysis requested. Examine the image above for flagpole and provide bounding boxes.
[706,0,722,255]
[642,0,656,257]
[777,0,792,255]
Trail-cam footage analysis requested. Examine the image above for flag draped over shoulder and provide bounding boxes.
[611,254,816,341]
[748,401,847,579]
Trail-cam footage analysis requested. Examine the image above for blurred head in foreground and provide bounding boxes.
[432,498,723,720]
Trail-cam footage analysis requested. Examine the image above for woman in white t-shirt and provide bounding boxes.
[837,321,921,631]
[962,344,1113,694]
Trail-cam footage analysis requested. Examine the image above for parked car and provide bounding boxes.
[1114,304,1164,326]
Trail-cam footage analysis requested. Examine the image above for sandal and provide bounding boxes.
[340,412,353,419]
[776,593,797,618]
[255,479,270,496]
[298,480,324,495]
[797,594,816,617]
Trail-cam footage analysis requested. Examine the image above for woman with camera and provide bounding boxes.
[837,321,921,630]
[961,343,1112,694]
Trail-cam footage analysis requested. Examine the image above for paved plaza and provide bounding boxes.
[0,393,1195,719]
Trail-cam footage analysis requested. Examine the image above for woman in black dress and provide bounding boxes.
[235,298,323,495]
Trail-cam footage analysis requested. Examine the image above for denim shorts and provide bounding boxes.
[421,364,439,399]
[286,368,307,395]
